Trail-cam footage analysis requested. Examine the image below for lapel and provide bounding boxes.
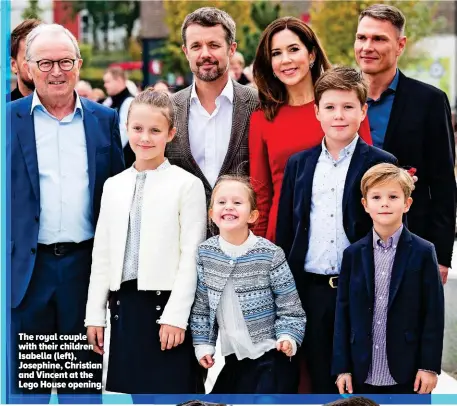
[382,71,408,151]
[218,80,250,176]
[16,96,40,201]
[81,98,98,213]
[174,86,211,190]
[361,232,375,304]
[343,138,369,213]
[388,227,412,310]
[301,146,321,224]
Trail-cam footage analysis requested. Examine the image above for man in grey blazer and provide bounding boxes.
[167,7,258,212]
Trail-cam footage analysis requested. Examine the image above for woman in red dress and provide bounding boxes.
[249,17,372,242]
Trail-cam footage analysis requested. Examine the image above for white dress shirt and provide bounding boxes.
[188,79,233,187]
[194,231,297,361]
[32,91,93,244]
[304,135,359,275]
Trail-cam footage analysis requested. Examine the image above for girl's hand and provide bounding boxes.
[276,339,293,357]
[87,326,105,355]
[199,354,215,369]
[159,324,185,350]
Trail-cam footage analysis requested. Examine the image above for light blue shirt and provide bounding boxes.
[304,135,358,275]
[31,91,93,244]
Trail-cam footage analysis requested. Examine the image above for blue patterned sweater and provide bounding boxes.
[190,236,306,347]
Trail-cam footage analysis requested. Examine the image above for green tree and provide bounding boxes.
[22,0,43,20]
[309,0,446,68]
[238,0,282,65]
[72,1,140,50]
[159,1,255,76]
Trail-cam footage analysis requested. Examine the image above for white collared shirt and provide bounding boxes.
[31,91,93,244]
[188,79,234,187]
[304,135,359,275]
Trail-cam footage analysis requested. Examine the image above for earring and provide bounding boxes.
[273,72,277,78]
[309,60,315,69]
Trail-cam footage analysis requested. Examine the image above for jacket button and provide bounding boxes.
[114,315,119,320]
[31,248,36,255]
[368,308,372,312]
[156,319,160,324]
[156,291,161,295]
[229,260,234,266]
[156,305,161,311]
[116,300,120,305]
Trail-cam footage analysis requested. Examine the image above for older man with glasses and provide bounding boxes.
[7,23,124,403]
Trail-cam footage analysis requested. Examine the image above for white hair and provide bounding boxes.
[25,23,81,61]
[76,80,92,91]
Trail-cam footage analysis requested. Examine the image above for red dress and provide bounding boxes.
[249,102,372,242]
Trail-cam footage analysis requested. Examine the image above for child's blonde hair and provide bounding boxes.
[126,87,175,130]
[361,163,414,199]
[209,175,258,211]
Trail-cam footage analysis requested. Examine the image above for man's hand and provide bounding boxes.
[336,373,353,394]
[276,340,293,357]
[414,370,438,394]
[439,265,448,285]
[199,354,214,369]
[87,326,105,355]
[159,324,185,350]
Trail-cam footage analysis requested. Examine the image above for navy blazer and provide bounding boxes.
[7,95,125,308]
[332,227,444,384]
[276,137,397,301]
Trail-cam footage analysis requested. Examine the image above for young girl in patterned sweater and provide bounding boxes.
[190,175,306,394]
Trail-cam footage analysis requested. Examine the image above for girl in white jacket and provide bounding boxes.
[84,88,206,394]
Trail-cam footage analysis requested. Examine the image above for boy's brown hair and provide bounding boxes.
[361,163,414,199]
[314,66,368,107]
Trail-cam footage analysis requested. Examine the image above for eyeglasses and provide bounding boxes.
[31,58,77,72]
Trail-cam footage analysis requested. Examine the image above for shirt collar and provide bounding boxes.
[190,78,234,104]
[367,69,399,102]
[130,158,171,175]
[372,224,403,250]
[322,134,359,160]
[30,90,84,119]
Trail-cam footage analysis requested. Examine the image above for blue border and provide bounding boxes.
[0,0,11,404]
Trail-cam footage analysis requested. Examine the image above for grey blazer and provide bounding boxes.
[167,80,258,208]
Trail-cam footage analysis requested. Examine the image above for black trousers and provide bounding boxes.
[106,280,197,394]
[300,272,339,394]
[9,241,102,404]
[212,349,299,394]
[355,381,416,394]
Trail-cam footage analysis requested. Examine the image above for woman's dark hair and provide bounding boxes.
[253,16,331,121]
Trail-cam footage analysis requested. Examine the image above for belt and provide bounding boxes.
[304,272,339,288]
[37,239,94,256]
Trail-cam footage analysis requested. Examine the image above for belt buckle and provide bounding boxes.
[54,244,64,256]
[329,276,338,289]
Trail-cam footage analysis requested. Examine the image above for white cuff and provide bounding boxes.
[277,335,297,356]
[194,344,216,361]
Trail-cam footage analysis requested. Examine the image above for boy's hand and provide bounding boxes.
[414,370,438,394]
[439,265,448,285]
[159,324,185,350]
[276,340,293,357]
[87,326,105,355]
[199,354,214,369]
[336,373,353,394]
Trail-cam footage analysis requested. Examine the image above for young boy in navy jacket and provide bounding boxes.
[276,67,397,393]
[333,163,444,395]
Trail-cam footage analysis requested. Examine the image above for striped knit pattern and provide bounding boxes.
[190,236,306,347]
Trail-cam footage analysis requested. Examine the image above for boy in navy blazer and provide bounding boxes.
[276,67,397,393]
[333,163,444,395]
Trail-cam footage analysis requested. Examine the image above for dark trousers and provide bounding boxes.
[107,280,197,394]
[9,242,102,404]
[300,272,339,394]
[212,349,299,394]
[355,382,416,394]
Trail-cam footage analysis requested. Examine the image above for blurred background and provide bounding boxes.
[8,0,457,390]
